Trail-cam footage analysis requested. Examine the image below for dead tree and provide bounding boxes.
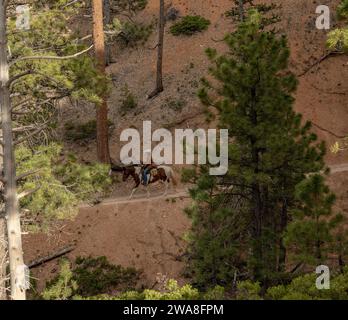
[93,0,111,163]
[0,1,96,299]
[148,0,165,99]
[0,0,26,300]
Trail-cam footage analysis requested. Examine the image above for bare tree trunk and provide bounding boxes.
[0,210,7,300]
[92,0,111,164]
[103,0,112,66]
[0,92,6,300]
[238,0,244,22]
[148,0,165,99]
[0,0,26,300]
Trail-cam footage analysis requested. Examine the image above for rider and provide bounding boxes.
[142,149,157,185]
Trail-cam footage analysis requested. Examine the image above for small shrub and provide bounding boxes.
[166,7,180,21]
[164,97,186,111]
[120,85,137,114]
[43,259,78,300]
[73,256,139,296]
[118,21,153,46]
[170,15,210,36]
[43,256,139,299]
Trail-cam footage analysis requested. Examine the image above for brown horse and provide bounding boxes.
[112,165,177,199]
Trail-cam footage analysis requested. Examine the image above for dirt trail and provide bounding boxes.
[85,163,348,206]
[82,189,190,207]
[329,163,348,174]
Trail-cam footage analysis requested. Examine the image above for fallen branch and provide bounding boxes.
[297,51,342,77]
[312,122,346,139]
[28,245,75,269]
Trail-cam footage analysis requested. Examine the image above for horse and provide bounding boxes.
[110,164,177,199]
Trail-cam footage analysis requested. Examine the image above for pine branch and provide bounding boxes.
[9,45,94,67]
[16,170,40,182]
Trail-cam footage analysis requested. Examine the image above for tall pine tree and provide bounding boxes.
[186,11,326,288]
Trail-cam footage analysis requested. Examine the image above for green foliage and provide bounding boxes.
[43,256,139,299]
[163,97,187,111]
[119,85,138,114]
[79,280,225,300]
[16,144,112,230]
[327,0,348,52]
[64,119,113,141]
[8,1,109,105]
[7,0,111,157]
[327,28,348,52]
[234,267,348,300]
[284,174,346,266]
[42,259,78,300]
[117,21,153,46]
[170,15,210,36]
[337,0,348,19]
[72,256,139,297]
[187,11,326,288]
[226,1,281,27]
[236,280,262,300]
[110,0,148,13]
[266,267,348,300]
[54,154,112,199]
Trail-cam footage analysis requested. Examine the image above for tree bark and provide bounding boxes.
[0,0,26,300]
[103,0,112,66]
[148,0,164,99]
[278,198,288,272]
[0,92,6,300]
[0,216,7,300]
[0,47,6,299]
[238,0,244,22]
[92,0,111,163]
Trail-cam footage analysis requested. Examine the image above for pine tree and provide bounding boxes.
[187,11,326,287]
[284,174,346,267]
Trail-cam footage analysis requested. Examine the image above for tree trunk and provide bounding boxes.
[103,0,112,66]
[238,0,244,22]
[0,0,26,300]
[278,198,288,272]
[0,88,6,300]
[0,216,7,300]
[92,0,111,163]
[148,0,165,99]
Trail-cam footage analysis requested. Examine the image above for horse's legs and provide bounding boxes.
[129,188,137,200]
[163,181,169,196]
